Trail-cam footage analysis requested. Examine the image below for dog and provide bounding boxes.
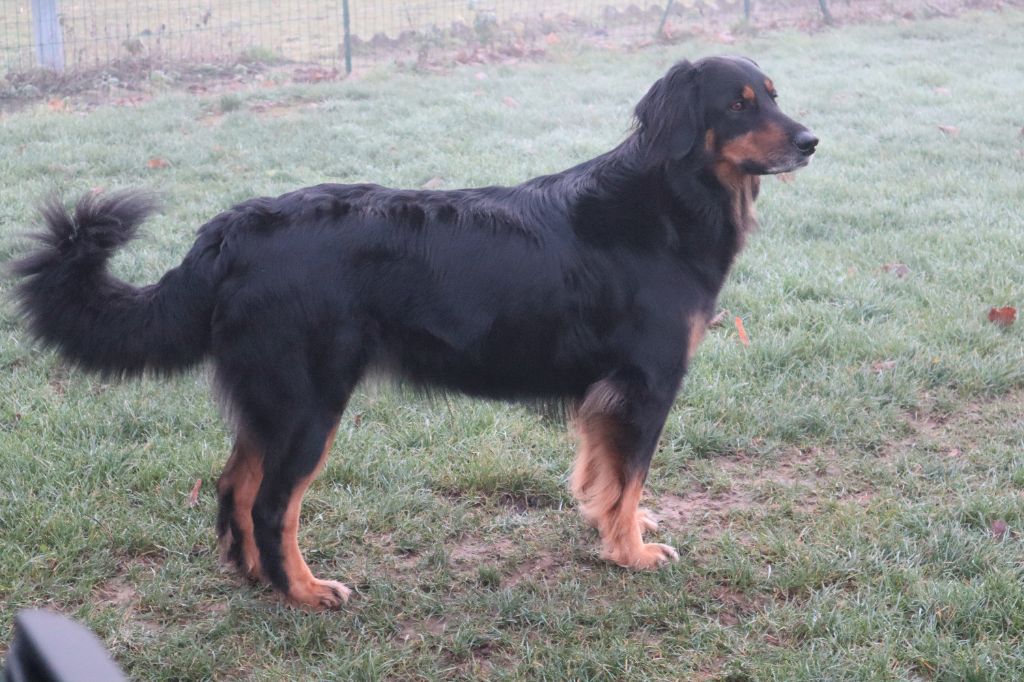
[12,56,817,609]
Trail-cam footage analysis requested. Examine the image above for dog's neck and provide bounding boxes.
[710,162,761,249]
[563,141,758,286]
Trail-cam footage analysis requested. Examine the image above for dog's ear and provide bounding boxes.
[634,60,703,163]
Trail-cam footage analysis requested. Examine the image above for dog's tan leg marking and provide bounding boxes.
[217,438,265,581]
[279,426,352,609]
[570,415,678,569]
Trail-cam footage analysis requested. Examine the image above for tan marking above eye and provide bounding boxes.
[742,85,755,101]
[764,78,774,92]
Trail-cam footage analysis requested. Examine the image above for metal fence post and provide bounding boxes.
[342,0,352,75]
[31,0,65,71]
[656,0,676,38]
[818,0,834,25]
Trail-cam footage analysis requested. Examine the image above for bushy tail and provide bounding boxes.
[10,190,216,377]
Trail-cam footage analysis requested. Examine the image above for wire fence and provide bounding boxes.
[0,0,862,81]
[7,0,987,85]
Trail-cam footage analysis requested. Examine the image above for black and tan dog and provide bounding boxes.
[12,56,817,609]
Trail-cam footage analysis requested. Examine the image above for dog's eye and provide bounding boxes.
[729,101,745,112]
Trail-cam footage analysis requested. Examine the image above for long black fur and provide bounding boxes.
[10,55,816,605]
[12,190,218,377]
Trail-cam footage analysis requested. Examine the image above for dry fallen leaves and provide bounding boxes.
[187,479,202,508]
[147,157,171,169]
[881,263,911,278]
[708,309,728,328]
[734,316,750,347]
[937,125,960,137]
[502,96,520,109]
[991,519,1009,540]
[420,176,445,190]
[987,306,1017,327]
[871,360,897,373]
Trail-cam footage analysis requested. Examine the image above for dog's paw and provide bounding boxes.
[288,578,352,610]
[606,542,679,570]
[637,507,659,532]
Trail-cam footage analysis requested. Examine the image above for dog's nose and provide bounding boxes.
[793,130,819,155]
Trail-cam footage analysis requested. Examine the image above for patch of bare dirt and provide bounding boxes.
[650,446,870,538]
[650,490,753,540]
[881,390,1024,465]
[91,555,166,634]
[93,576,138,608]
[660,390,1024,536]
[708,584,772,627]
[397,615,448,643]
[450,536,516,570]
[504,551,566,587]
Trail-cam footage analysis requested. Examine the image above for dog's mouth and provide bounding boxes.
[741,152,811,176]
[764,153,812,174]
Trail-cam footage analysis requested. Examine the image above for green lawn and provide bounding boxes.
[2,9,1024,681]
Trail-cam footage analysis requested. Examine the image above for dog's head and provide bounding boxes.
[635,56,818,176]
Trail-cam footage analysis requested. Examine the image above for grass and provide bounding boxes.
[2,9,1024,680]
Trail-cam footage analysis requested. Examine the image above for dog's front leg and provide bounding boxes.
[569,373,680,569]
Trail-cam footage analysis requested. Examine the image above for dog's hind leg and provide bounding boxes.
[251,414,350,609]
[570,374,680,569]
[216,432,265,581]
[214,316,368,608]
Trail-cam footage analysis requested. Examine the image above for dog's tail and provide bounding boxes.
[10,190,218,378]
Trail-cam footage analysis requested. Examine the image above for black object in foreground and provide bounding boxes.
[4,610,126,682]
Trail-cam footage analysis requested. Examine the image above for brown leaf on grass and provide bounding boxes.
[502,96,520,109]
[48,98,67,112]
[881,263,910,278]
[708,309,728,328]
[187,479,202,508]
[991,519,1009,540]
[933,87,952,96]
[420,176,445,190]
[776,172,795,183]
[937,125,960,137]
[871,360,897,373]
[987,306,1017,327]
[734,316,750,347]
[147,157,170,169]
